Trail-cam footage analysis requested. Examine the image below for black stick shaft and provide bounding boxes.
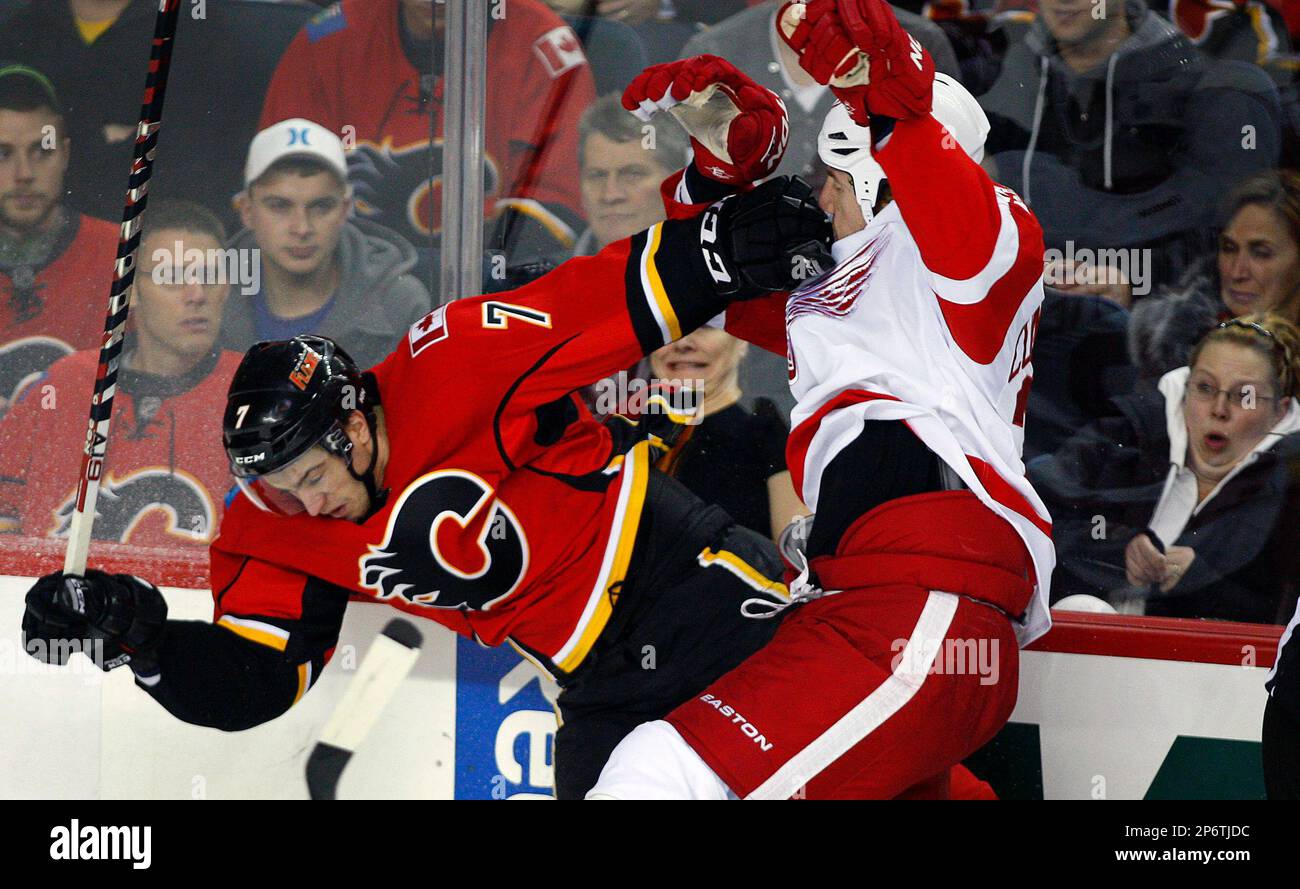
[64,0,185,575]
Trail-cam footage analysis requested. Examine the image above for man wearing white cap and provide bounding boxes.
[220,118,431,369]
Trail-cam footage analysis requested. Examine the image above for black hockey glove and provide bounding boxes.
[697,176,833,300]
[22,570,167,673]
[21,577,92,667]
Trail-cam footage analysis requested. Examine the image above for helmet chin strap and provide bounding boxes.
[344,411,389,519]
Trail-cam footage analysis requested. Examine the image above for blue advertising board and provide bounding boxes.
[454,637,559,799]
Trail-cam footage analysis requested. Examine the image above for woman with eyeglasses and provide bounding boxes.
[1028,313,1300,625]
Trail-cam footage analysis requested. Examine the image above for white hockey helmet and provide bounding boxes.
[817,73,990,221]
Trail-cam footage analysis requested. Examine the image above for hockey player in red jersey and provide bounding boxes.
[19,55,833,799]
[588,0,1053,799]
[259,0,596,279]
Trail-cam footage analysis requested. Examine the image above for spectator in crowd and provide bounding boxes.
[0,64,118,412]
[679,0,961,180]
[574,92,689,255]
[576,93,793,413]
[979,0,1284,293]
[0,200,242,547]
[1130,169,1300,381]
[1271,0,1300,44]
[221,118,431,370]
[0,0,316,229]
[1159,0,1300,167]
[0,0,143,222]
[648,327,803,542]
[1029,314,1300,625]
[259,0,596,296]
[545,1,753,28]
[545,1,756,63]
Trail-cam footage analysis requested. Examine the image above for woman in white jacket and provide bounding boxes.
[1031,313,1300,624]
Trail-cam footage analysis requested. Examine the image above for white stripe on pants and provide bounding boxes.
[746,591,960,800]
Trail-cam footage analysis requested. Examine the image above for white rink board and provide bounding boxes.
[0,572,1278,799]
[0,576,458,800]
[1012,648,1271,799]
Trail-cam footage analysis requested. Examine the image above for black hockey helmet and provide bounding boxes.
[223,336,383,515]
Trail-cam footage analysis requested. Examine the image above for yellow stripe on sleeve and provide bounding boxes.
[293,662,310,705]
[217,616,289,652]
[698,548,790,600]
[555,442,651,673]
[643,224,682,343]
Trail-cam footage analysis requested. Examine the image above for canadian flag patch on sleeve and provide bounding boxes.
[409,305,449,357]
[533,26,587,78]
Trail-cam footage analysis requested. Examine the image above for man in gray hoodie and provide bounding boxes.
[220,118,431,370]
[979,0,1283,293]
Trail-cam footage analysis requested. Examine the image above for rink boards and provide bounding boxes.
[0,578,1280,799]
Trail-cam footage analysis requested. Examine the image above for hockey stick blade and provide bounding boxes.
[306,618,424,800]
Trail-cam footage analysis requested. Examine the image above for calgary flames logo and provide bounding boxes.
[349,139,501,241]
[53,469,215,544]
[359,470,528,611]
[0,336,73,406]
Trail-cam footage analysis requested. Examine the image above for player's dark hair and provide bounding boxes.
[578,92,690,172]
[0,63,65,129]
[145,199,228,246]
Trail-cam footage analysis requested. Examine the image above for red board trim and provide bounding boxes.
[1029,610,1282,668]
[0,538,1283,668]
[0,537,210,590]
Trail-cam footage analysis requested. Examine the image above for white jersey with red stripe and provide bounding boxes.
[792,115,1052,646]
[709,113,1054,646]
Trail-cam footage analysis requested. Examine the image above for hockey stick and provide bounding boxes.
[306,618,424,800]
[63,0,185,576]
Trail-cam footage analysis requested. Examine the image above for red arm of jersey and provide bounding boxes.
[720,293,789,357]
[391,216,733,469]
[875,114,1045,367]
[212,513,477,643]
[871,114,1002,282]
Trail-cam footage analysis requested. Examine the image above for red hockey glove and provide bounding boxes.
[623,54,789,186]
[778,0,934,124]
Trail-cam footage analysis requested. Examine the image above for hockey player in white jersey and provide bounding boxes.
[589,0,1053,799]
